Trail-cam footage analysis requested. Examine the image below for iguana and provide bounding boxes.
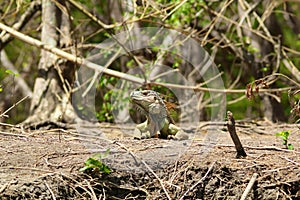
[130,90,188,140]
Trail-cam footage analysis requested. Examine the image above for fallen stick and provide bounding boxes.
[179,161,216,200]
[226,111,247,158]
[240,173,258,200]
[0,130,27,137]
[279,156,300,166]
[141,160,171,200]
[44,181,57,200]
[194,142,300,153]
[0,182,10,194]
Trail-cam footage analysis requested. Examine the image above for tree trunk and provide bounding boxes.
[25,0,76,125]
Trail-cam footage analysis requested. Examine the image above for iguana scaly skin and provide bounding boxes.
[130,90,188,140]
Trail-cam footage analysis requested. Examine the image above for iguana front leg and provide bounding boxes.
[133,120,152,139]
[166,124,189,140]
[134,121,189,140]
[159,119,189,140]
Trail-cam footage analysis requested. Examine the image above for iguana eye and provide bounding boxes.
[153,96,157,100]
[142,91,149,95]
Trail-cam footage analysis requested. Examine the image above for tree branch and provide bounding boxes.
[0,22,296,94]
[0,0,41,50]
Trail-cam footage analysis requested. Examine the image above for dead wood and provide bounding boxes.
[226,111,247,158]
[240,173,258,200]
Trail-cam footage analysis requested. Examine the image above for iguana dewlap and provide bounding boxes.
[130,90,188,140]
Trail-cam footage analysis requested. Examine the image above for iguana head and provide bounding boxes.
[130,90,167,118]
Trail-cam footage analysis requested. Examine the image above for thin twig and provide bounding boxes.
[279,156,300,166]
[82,47,122,98]
[0,130,27,137]
[268,73,300,88]
[0,122,16,127]
[202,0,234,46]
[179,161,216,200]
[113,141,140,166]
[0,0,41,49]
[240,173,258,200]
[0,180,16,194]
[162,0,187,21]
[234,145,300,153]
[193,142,300,154]
[44,181,56,200]
[59,173,94,198]
[67,0,121,29]
[151,81,295,94]
[86,180,97,200]
[1,166,53,173]
[67,0,178,30]
[0,95,30,118]
[141,160,171,200]
[262,178,300,189]
[201,3,273,44]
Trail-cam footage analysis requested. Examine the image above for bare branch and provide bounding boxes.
[0,22,296,95]
[0,0,41,50]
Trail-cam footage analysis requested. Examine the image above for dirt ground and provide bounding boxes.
[0,120,300,199]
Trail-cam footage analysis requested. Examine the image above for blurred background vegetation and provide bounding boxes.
[1,0,300,124]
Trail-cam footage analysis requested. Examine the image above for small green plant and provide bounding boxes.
[95,76,117,122]
[80,149,111,174]
[275,131,294,150]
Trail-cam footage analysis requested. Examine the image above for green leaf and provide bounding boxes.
[152,46,160,52]
[260,67,269,72]
[275,131,290,141]
[79,150,111,174]
[5,70,19,77]
[103,93,111,101]
[287,144,294,150]
[102,165,112,173]
[275,131,294,149]
[85,157,102,166]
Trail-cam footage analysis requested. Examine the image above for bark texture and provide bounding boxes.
[26,0,76,124]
